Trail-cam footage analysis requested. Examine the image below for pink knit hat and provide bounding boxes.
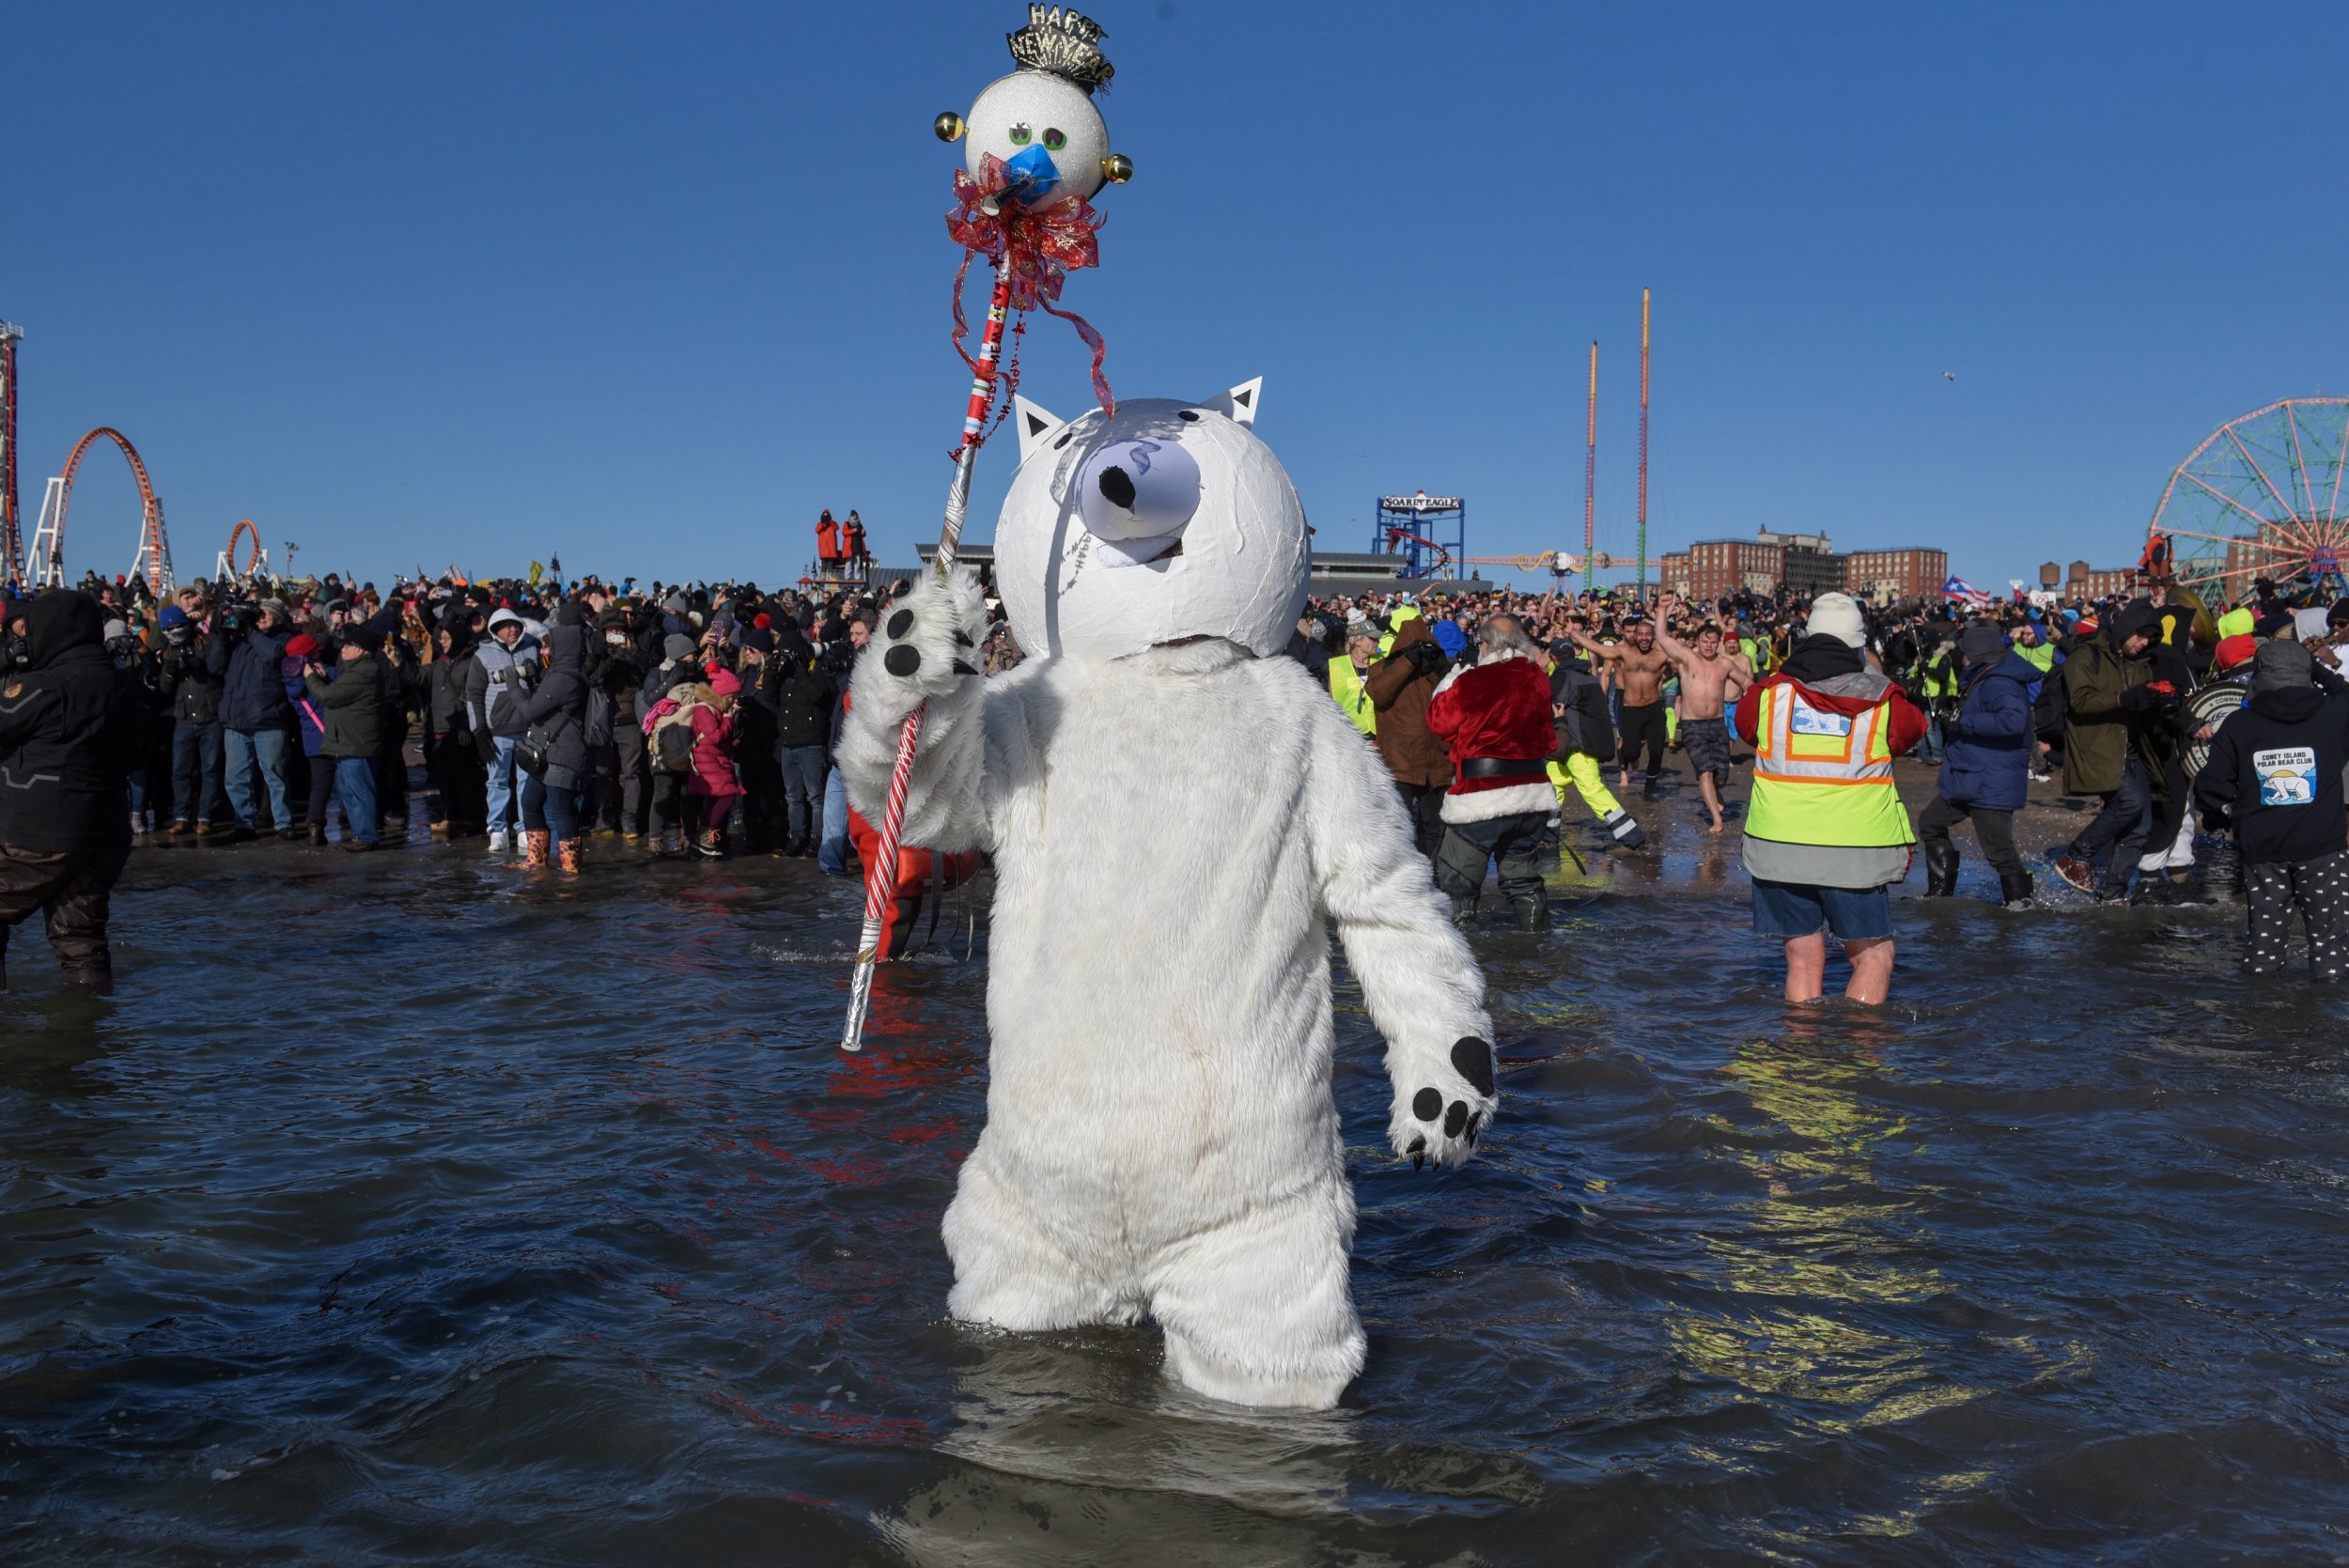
[706,667,742,696]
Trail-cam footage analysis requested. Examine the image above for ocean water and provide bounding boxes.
[3,817,2346,1564]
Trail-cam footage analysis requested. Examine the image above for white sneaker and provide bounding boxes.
[488,829,511,855]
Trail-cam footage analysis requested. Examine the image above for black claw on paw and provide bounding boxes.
[1407,1135,1425,1155]
[954,629,974,647]
[1466,1110,1483,1145]
[952,659,979,675]
[1443,1100,1468,1138]
[886,609,915,639]
[1412,1087,1442,1121]
[1412,1153,1424,1172]
[883,645,921,677]
[1451,1036,1496,1095]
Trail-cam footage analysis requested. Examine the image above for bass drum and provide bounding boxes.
[2182,678,2249,774]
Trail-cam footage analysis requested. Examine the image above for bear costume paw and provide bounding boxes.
[864,566,988,710]
[1391,1035,1500,1172]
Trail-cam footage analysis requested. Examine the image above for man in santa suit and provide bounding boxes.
[1425,613,1558,931]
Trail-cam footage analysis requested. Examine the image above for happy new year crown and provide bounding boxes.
[1007,5,1114,93]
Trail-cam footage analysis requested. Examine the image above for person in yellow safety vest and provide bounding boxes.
[1328,616,1379,737]
[1380,601,1420,658]
[1731,592,1929,1006]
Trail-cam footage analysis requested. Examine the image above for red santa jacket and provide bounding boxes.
[1423,649,1558,824]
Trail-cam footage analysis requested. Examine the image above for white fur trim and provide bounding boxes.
[1439,779,1556,824]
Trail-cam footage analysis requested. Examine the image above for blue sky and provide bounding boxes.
[8,1,2346,590]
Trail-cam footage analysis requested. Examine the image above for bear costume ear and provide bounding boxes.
[1013,396,1067,463]
[1202,377,1263,427]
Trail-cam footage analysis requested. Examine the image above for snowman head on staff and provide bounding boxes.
[937,6,1133,211]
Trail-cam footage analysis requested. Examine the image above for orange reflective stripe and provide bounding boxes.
[1751,769,1897,786]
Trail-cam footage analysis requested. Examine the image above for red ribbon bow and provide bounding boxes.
[946,156,1114,416]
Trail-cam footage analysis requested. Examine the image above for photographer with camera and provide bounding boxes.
[156,602,229,834]
[206,596,299,841]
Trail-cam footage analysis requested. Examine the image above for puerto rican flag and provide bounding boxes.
[1943,575,1993,608]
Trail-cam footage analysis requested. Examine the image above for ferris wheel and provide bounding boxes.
[2148,397,2349,598]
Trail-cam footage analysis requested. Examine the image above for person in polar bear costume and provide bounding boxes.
[836,380,1497,1410]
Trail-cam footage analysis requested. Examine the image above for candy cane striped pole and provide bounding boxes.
[840,248,1017,1053]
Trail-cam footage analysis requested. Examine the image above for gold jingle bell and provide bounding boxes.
[935,111,967,143]
[1101,152,1133,184]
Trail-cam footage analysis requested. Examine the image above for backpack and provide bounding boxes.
[643,693,698,774]
[583,687,614,749]
[2033,657,2069,741]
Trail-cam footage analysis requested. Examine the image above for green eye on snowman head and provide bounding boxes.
[1043,127,1067,152]
[1007,122,1032,147]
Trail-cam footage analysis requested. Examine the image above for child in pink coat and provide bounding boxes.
[685,666,745,858]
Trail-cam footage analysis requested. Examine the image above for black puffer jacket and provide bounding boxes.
[523,624,591,779]
[0,591,144,851]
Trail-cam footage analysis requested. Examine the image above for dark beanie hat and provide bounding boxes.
[2252,639,2312,693]
[738,626,775,654]
[1958,623,2008,663]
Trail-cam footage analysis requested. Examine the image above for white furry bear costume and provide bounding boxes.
[837,380,1496,1410]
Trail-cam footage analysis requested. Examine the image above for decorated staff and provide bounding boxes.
[841,6,1133,1053]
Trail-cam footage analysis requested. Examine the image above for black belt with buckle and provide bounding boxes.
[1460,756,1551,781]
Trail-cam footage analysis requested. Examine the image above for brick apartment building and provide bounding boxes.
[2065,564,2140,600]
[1658,536,1784,599]
[1661,530,1946,604]
[1843,547,1950,603]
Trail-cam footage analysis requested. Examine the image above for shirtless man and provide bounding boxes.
[1654,594,1753,832]
[1569,615,1672,796]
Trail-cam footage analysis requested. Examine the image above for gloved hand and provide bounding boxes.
[1403,639,1447,678]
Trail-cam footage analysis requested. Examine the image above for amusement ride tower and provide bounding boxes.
[1,322,21,586]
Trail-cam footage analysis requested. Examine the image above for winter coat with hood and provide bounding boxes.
[684,691,743,799]
[523,623,593,784]
[428,620,478,737]
[209,618,292,730]
[2061,601,2162,796]
[2193,678,2349,865]
[462,613,539,737]
[1937,650,2039,812]
[0,590,144,852]
[1361,612,1452,788]
[2067,600,2170,798]
[307,651,383,760]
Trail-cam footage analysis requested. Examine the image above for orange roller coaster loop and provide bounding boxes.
[227,518,263,576]
[37,427,174,594]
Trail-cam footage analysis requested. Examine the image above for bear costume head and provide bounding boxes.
[992,379,1309,662]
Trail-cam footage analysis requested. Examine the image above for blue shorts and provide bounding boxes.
[1751,877,1893,941]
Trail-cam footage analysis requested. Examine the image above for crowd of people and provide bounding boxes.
[1,562,2344,1000]
[1296,571,2349,1001]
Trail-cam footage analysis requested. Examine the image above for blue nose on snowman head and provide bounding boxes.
[1003,143,1062,206]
